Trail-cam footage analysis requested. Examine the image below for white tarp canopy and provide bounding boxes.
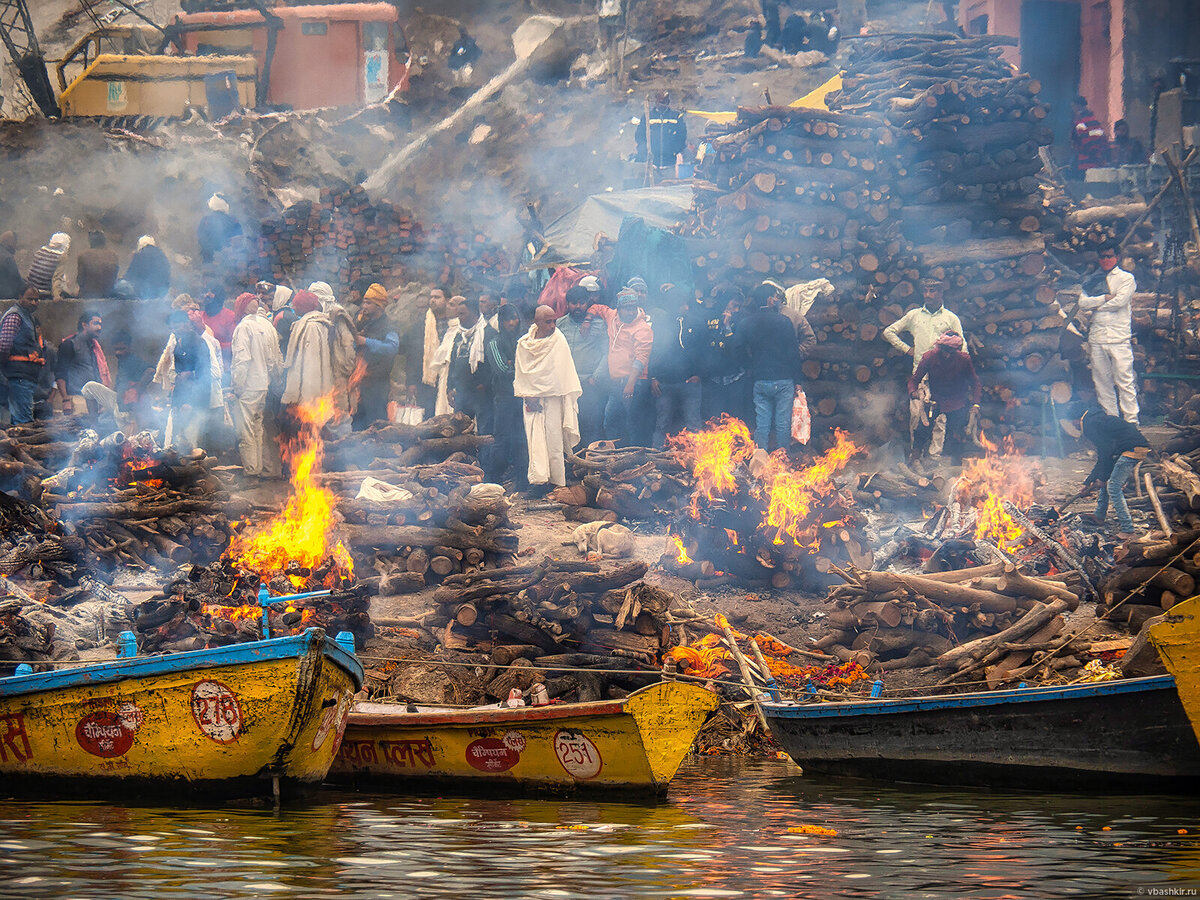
[536,184,694,268]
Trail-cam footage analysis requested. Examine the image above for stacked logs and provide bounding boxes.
[1101,530,1200,630]
[323,413,492,470]
[827,562,1088,686]
[551,445,692,523]
[339,483,519,591]
[684,35,1060,438]
[245,185,512,296]
[40,432,243,574]
[381,560,672,703]
[131,562,373,655]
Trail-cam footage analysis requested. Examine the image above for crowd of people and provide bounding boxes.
[1069,96,1148,174]
[0,209,1144,531]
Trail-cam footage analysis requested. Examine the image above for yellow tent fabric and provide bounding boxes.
[789,72,843,110]
[686,71,845,123]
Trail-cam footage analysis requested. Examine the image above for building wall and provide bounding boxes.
[1120,0,1200,144]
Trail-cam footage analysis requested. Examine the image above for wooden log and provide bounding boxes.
[936,598,1070,670]
[339,524,519,553]
[854,570,1017,613]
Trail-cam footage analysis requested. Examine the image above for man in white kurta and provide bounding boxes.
[1079,245,1138,424]
[231,293,283,476]
[514,306,582,491]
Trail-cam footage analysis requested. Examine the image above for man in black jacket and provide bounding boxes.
[733,282,816,452]
[635,91,687,169]
[649,286,704,446]
[1079,407,1150,537]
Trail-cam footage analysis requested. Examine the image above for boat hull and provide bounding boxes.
[764,676,1200,790]
[330,680,720,795]
[1149,595,1200,746]
[0,629,363,795]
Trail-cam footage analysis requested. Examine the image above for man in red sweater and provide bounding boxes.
[908,331,981,463]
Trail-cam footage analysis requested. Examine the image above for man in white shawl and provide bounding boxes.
[430,295,487,421]
[231,292,283,477]
[282,289,333,406]
[154,294,226,449]
[308,280,358,412]
[515,305,581,493]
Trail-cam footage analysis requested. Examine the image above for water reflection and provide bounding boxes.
[0,758,1195,898]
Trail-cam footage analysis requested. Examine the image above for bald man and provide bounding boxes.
[514,306,581,495]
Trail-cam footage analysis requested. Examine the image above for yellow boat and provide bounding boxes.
[1150,595,1200,744]
[0,627,363,797]
[329,680,721,796]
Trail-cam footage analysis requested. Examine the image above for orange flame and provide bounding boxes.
[956,434,1035,550]
[762,429,862,546]
[227,393,354,586]
[668,415,755,514]
[669,534,693,565]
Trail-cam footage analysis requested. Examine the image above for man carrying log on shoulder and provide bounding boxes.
[881,278,965,462]
[1079,242,1139,425]
[515,306,581,498]
[1077,405,1150,539]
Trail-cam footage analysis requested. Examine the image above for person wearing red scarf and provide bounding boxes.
[56,310,114,418]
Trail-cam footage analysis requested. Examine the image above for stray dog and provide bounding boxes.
[570,521,634,559]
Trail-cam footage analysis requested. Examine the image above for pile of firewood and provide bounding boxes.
[324,413,492,470]
[40,431,243,574]
[377,560,675,704]
[131,559,372,654]
[683,34,1064,440]
[338,482,519,590]
[550,445,691,523]
[827,562,1089,685]
[1101,529,1200,630]
[223,185,512,296]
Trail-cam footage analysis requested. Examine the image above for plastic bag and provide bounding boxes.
[393,404,425,426]
[791,387,811,445]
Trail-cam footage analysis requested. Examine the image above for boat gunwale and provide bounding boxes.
[763,675,1177,719]
[0,627,364,697]
[349,697,630,728]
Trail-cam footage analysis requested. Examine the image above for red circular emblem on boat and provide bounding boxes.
[76,711,135,758]
[465,737,520,772]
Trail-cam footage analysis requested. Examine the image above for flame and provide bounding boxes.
[669,535,693,565]
[668,415,755,514]
[762,429,861,546]
[226,393,353,588]
[201,602,260,623]
[956,434,1035,550]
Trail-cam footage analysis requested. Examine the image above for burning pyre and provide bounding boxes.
[134,395,370,652]
[663,418,866,589]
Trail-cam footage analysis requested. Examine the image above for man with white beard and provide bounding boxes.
[515,305,581,497]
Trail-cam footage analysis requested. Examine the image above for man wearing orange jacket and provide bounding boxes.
[589,288,653,446]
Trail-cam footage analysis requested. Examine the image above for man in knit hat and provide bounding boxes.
[0,284,47,424]
[353,284,400,430]
[0,232,23,300]
[231,292,284,476]
[26,233,70,300]
[197,194,242,264]
[282,289,334,407]
[908,331,981,463]
[589,288,653,445]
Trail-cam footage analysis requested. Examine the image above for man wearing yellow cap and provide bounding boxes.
[354,283,399,430]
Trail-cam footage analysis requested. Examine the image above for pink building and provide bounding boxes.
[958,0,1199,150]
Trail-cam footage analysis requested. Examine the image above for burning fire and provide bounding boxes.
[669,415,755,513]
[669,418,862,553]
[226,394,354,588]
[762,430,862,546]
[955,434,1035,550]
[669,535,693,565]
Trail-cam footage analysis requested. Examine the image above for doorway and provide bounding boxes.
[1020,0,1081,155]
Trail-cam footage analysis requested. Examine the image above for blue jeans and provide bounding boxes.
[653,380,702,447]
[604,380,651,446]
[1095,454,1138,532]
[6,377,34,425]
[753,379,794,451]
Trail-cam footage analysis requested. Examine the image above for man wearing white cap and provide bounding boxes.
[197,193,242,264]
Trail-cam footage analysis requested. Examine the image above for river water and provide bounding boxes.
[0,758,1196,899]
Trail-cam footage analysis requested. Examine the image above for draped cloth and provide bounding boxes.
[515,326,582,486]
[282,310,334,406]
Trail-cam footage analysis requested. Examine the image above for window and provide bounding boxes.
[301,22,327,36]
